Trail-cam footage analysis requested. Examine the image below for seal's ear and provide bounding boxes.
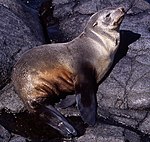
[75,67,97,126]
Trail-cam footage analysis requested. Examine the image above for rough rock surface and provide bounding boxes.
[77,124,141,142]
[9,134,27,142]
[0,0,44,89]
[0,0,150,141]
[0,84,24,112]
[0,125,11,142]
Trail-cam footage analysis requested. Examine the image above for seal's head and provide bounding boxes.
[87,7,125,31]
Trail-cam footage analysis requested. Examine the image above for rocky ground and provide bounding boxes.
[0,0,150,141]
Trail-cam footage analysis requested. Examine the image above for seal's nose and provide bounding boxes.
[118,7,125,13]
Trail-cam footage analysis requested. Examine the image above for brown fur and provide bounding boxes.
[12,7,125,137]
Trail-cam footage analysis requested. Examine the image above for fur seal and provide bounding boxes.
[12,7,125,137]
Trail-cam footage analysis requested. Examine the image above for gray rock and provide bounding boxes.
[0,125,11,142]
[0,84,24,113]
[76,124,140,142]
[53,2,75,19]
[9,134,27,142]
[21,0,48,10]
[124,129,141,142]
[0,51,11,88]
[0,0,44,44]
[0,0,44,112]
[74,1,97,14]
[59,14,89,41]
[53,0,74,5]
[0,0,150,141]
[139,112,150,135]
[98,107,148,128]
[0,0,44,89]
[91,0,112,10]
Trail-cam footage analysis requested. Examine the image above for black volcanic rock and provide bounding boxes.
[0,0,150,141]
[0,125,11,142]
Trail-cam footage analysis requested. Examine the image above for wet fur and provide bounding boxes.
[12,7,125,137]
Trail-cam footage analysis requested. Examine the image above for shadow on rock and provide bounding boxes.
[0,110,86,141]
[99,30,141,84]
[39,0,64,44]
[97,116,150,142]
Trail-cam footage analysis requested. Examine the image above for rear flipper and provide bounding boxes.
[56,95,76,109]
[35,103,77,137]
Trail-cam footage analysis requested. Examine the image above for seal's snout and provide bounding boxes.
[108,7,125,29]
[118,7,125,13]
[115,7,125,15]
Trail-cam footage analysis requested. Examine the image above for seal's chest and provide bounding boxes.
[96,56,112,82]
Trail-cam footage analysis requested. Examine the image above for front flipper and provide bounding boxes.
[76,84,97,126]
[36,104,77,137]
[75,63,98,126]
[76,90,97,126]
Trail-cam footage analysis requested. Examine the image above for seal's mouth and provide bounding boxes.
[113,15,124,26]
[111,7,125,27]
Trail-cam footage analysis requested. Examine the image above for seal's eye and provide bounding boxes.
[106,13,110,18]
[92,22,98,27]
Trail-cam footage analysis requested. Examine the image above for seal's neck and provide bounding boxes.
[83,27,120,54]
